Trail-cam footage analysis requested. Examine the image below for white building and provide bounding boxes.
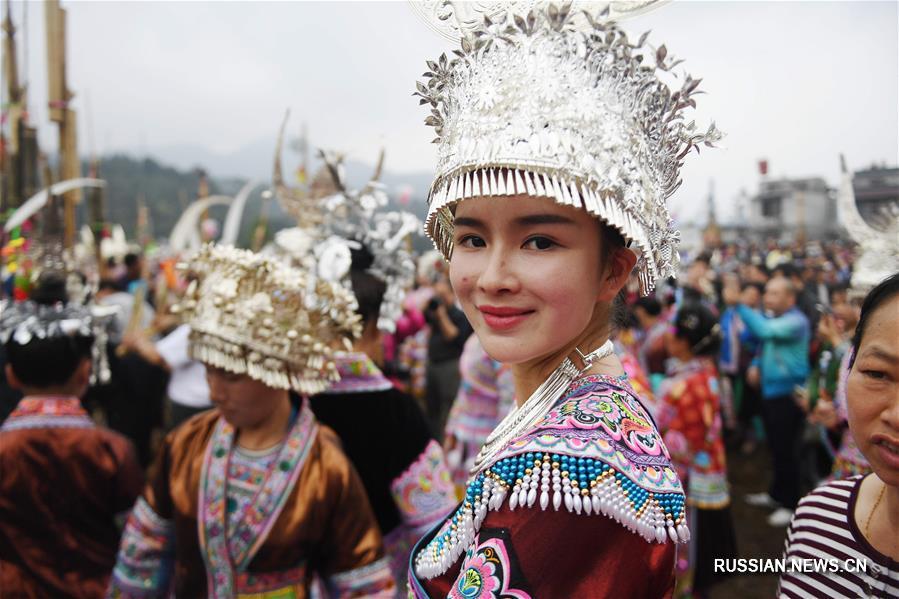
[748,177,837,241]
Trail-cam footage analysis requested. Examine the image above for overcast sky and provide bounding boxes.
[5,0,898,224]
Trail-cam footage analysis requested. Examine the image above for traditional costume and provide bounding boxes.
[407,3,721,596]
[272,149,458,591]
[445,335,515,487]
[0,301,142,598]
[108,245,393,597]
[657,357,737,595]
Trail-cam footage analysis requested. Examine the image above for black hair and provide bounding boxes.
[98,278,125,293]
[828,281,850,300]
[600,224,626,259]
[124,253,141,269]
[850,272,899,368]
[741,281,765,296]
[348,243,386,327]
[29,271,69,306]
[774,263,800,280]
[673,303,720,357]
[6,334,94,388]
[633,296,662,317]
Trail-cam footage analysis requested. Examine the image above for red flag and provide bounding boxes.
[758,160,768,176]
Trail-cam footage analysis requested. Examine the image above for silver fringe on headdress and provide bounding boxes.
[0,300,116,384]
[172,244,362,395]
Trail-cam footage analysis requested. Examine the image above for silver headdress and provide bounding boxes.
[315,151,420,333]
[837,156,899,299]
[172,244,362,395]
[0,300,116,383]
[414,2,721,293]
[270,127,420,333]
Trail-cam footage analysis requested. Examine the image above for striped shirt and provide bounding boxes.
[779,476,899,598]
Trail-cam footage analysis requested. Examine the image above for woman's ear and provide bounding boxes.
[597,247,637,302]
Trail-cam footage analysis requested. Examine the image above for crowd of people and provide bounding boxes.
[1,3,897,598]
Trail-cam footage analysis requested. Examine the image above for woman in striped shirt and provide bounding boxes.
[779,272,899,598]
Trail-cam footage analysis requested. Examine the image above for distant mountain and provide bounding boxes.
[134,137,436,203]
[77,152,436,253]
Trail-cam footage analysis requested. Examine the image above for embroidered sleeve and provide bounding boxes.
[107,498,175,598]
[327,556,395,598]
[390,439,457,529]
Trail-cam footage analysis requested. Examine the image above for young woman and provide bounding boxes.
[658,304,737,597]
[779,272,899,597]
[407,4,720,596]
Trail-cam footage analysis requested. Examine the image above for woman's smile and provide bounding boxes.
[477,305,536,331]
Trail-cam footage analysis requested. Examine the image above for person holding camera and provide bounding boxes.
[423,277,472,441]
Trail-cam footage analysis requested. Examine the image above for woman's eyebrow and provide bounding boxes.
[860,345,898,364]
[514,213,577,226]
[453,216,485,228]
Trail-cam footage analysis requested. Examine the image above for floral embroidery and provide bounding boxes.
[413,375,688,580]
[328,556,395,597]
[448,534,529,599]
[319,352,394,394]
[108,498,176,596]
[198,401,318,595]
[391,440,457,529]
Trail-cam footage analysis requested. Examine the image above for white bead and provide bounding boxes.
[527,488,537,507]
[509,490,519,510]
[540,491,549,510]
[518,487,528,507]
[564,492,573,512]
[667,526,679,543]
[553,490,562,510]
[592,495,601,514]
[584,495,593,514]
[573,493,582,514]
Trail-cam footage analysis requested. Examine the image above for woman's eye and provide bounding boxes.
[523,236,556,250]
[862,369,887,381]
[458,235,486,248]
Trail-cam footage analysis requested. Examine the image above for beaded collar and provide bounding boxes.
[318,352,393,394]
[413,373,688,580]
[0,396,94,432]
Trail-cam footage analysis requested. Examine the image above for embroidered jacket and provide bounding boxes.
[445,336,515,486]
[311,352,457,593]
[108,400,393,598]
[656,358,730,509]
[0,397,143,598]
[409,374,687,598]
